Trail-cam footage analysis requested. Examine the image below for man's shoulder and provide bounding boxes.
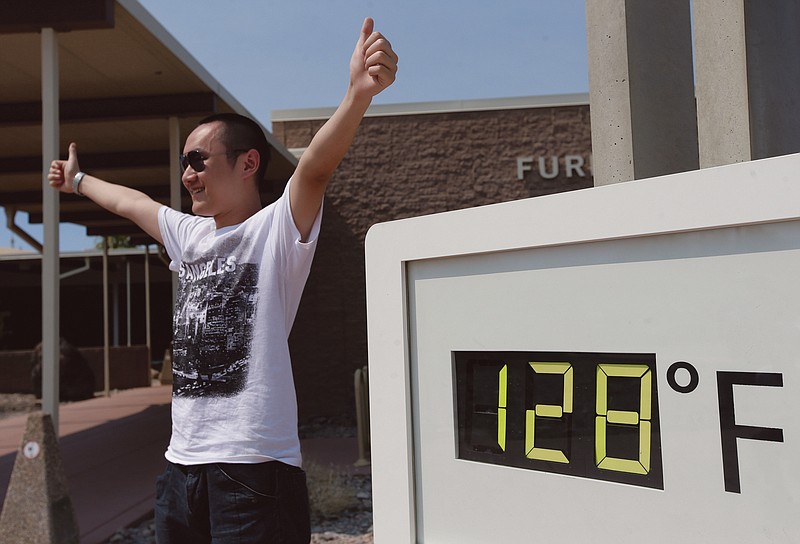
[161,206,213,226]
[160,207,216,247]
[243,190,289,226]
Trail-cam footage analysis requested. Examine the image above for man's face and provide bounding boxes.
[181,122,239,218]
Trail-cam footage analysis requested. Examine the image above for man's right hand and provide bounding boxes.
[48,142,81,194]
[45,142,165,244]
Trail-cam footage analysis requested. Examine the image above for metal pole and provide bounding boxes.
[169,117,181,306]
[112,278,119,346]
[103,238,110,396]
[41,28,60,432]
[145,245,152,365]
[126,258,131,346]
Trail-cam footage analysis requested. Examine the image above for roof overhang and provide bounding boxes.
[0,0,297,244]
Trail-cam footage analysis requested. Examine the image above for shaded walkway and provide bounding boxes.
[0,385,367,543]
[0,386,171,544]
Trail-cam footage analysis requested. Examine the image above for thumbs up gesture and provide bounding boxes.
[350,17,398,100]
[47,142,81,194]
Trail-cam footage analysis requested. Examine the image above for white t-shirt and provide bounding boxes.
[157,177,321,467]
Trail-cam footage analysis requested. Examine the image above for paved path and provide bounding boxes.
[0,386,366,543]
[0,386,172,544]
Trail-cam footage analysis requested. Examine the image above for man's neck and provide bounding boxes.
[213,197,262,229]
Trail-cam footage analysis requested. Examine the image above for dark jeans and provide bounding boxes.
[155,460,311,544]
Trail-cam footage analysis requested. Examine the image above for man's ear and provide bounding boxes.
[241,149,260,179]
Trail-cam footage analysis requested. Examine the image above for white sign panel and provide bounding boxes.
[365,154,800,543]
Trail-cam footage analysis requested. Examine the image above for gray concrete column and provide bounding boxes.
[693,0,751,167]
[586,0,698,185]
[169,117,181,305]
[41,28,60,432]
[694,0,800,167]
[145,245,152,365]
[169,116,182,212]
[103,238,110,397]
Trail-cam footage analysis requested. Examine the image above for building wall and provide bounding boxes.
[0,100,593,425]
[274,101,593,422]
[0,252,174,362]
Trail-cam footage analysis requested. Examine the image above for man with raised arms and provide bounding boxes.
[48,17,397,543]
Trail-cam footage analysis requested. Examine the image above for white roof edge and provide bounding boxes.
[117,0,296,165]
[272,93,590,122]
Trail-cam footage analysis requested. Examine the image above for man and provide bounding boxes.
[48,17,397,543]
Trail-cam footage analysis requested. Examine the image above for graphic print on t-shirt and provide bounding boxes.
[171,250,258,398]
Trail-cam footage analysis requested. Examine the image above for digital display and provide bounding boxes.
[455,351,664,489]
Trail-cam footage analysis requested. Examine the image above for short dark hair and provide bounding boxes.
[197,113,271,185]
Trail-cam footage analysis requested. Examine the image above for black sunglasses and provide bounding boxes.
[179,149,247,172]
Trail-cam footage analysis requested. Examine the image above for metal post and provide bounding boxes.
[103,238,110,396]
[112,278,119,346]
[145,245,152,365]
[169,117,181,306]
[126,258,131,346]
[41,28,60,432]
[354,366,371,466]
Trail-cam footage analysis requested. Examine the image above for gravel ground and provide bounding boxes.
[1,395,374,543]
[0,393,39,421]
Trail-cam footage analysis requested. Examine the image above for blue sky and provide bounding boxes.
[2,0,588,252]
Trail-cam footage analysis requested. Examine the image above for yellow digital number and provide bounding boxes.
[497,364,507,451]
[595,363,652,474]
[525,362,572,463]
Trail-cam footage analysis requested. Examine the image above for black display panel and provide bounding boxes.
[455,351,664,489]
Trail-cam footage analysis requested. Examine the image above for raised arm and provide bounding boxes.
[290,17,398,240]
[48,142,164,244]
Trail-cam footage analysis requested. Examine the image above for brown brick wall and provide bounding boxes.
[279,104,593,423]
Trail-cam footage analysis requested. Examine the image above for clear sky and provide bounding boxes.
[2,0,589,252]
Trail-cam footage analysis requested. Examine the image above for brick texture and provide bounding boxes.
[277,104,593,422]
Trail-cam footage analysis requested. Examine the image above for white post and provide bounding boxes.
[41,28,60,432]
[145,245,152,365]
[112,278,119,346]
[103,238,110,396]
[169,116,181,304]
[126,259,131,346]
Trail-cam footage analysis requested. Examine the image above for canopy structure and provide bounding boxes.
[0,0,297,430]
[0,0,296,243]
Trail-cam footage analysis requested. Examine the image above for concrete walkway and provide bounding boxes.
[0,386,367,543]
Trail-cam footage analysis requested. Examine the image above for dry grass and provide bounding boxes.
[305,461,361,521]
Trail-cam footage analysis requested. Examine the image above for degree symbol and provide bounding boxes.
[667,361,699,393]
